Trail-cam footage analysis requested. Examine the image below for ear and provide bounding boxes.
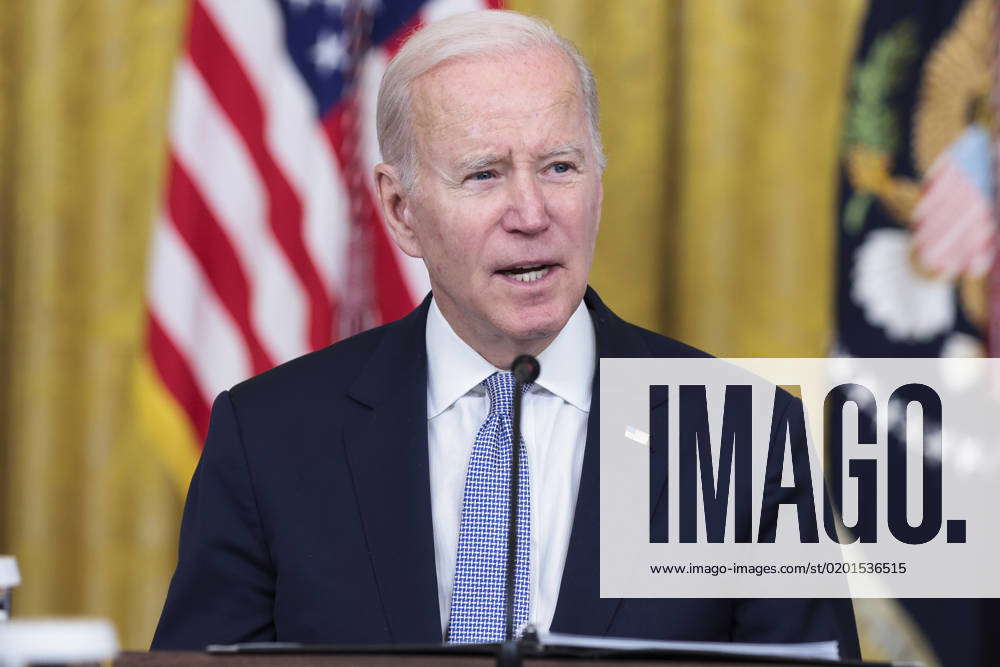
[374,163,423,258]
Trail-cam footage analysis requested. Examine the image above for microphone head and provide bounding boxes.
[511,354,540,384]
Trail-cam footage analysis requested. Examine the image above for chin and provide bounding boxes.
[498,308,570,343]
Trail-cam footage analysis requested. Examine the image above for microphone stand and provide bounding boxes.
[501,355,540,666]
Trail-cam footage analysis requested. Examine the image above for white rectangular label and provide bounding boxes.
[600,358,1000,598]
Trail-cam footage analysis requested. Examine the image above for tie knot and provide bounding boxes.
[483,372,532,417]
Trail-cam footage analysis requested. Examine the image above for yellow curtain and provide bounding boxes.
[0,0,934,660]
[0,0,188,650]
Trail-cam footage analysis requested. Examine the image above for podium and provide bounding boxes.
[116,643,888,667]
[117,654,876,666]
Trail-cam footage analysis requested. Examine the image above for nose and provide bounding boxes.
[502,172,549,234]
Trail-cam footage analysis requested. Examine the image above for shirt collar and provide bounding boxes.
[426,299,499,419]
[534,299,594,412]
[425,297,595,419]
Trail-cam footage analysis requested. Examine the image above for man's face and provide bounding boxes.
[390,46,602,358]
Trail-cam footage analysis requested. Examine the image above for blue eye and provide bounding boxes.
[551,162,572,174]
[471,170,495,181]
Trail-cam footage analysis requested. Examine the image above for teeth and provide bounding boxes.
[512,267,549,283]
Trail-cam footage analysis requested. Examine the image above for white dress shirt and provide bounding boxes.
[425,297,595,637]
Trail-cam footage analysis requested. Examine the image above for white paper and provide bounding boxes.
[539,630,840,661]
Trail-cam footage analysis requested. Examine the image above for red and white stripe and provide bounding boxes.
[145,0,498,446]
[912,156,997,280]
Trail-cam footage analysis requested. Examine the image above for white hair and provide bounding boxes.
[376,9,605,190]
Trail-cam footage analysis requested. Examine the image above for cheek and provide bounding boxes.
[429,203,495,263]
[415,209,484,281]
[557,198,599,249]
[409,199,451,258]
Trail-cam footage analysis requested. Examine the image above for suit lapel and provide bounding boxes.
[343,297,442,643]
[342,289,655,641]
[550,287,649,636]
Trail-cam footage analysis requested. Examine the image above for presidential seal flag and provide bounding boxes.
[137,0,500,495]
[837,0,1000,664]
[839,0,998,358]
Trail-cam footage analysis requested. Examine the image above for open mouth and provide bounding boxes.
[498,264,552,283]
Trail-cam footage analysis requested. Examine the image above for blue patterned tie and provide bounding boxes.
[447,371,532,643]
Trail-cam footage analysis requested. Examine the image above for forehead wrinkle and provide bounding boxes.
[421,91,580,144]
[437,94,586,161]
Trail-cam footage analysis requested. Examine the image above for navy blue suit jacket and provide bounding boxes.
[152,288,860,658]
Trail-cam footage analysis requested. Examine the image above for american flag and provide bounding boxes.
[911,125,997,282]
[142,0,499,488]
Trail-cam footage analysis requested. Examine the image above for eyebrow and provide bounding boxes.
[454,145,587,174]
[538,145,586,162]
[455,153,508,174]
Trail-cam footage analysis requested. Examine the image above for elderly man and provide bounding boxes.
[152,9,859,657]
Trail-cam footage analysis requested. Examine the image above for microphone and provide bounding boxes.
[511,354,540,385]
[505,354,539,643]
